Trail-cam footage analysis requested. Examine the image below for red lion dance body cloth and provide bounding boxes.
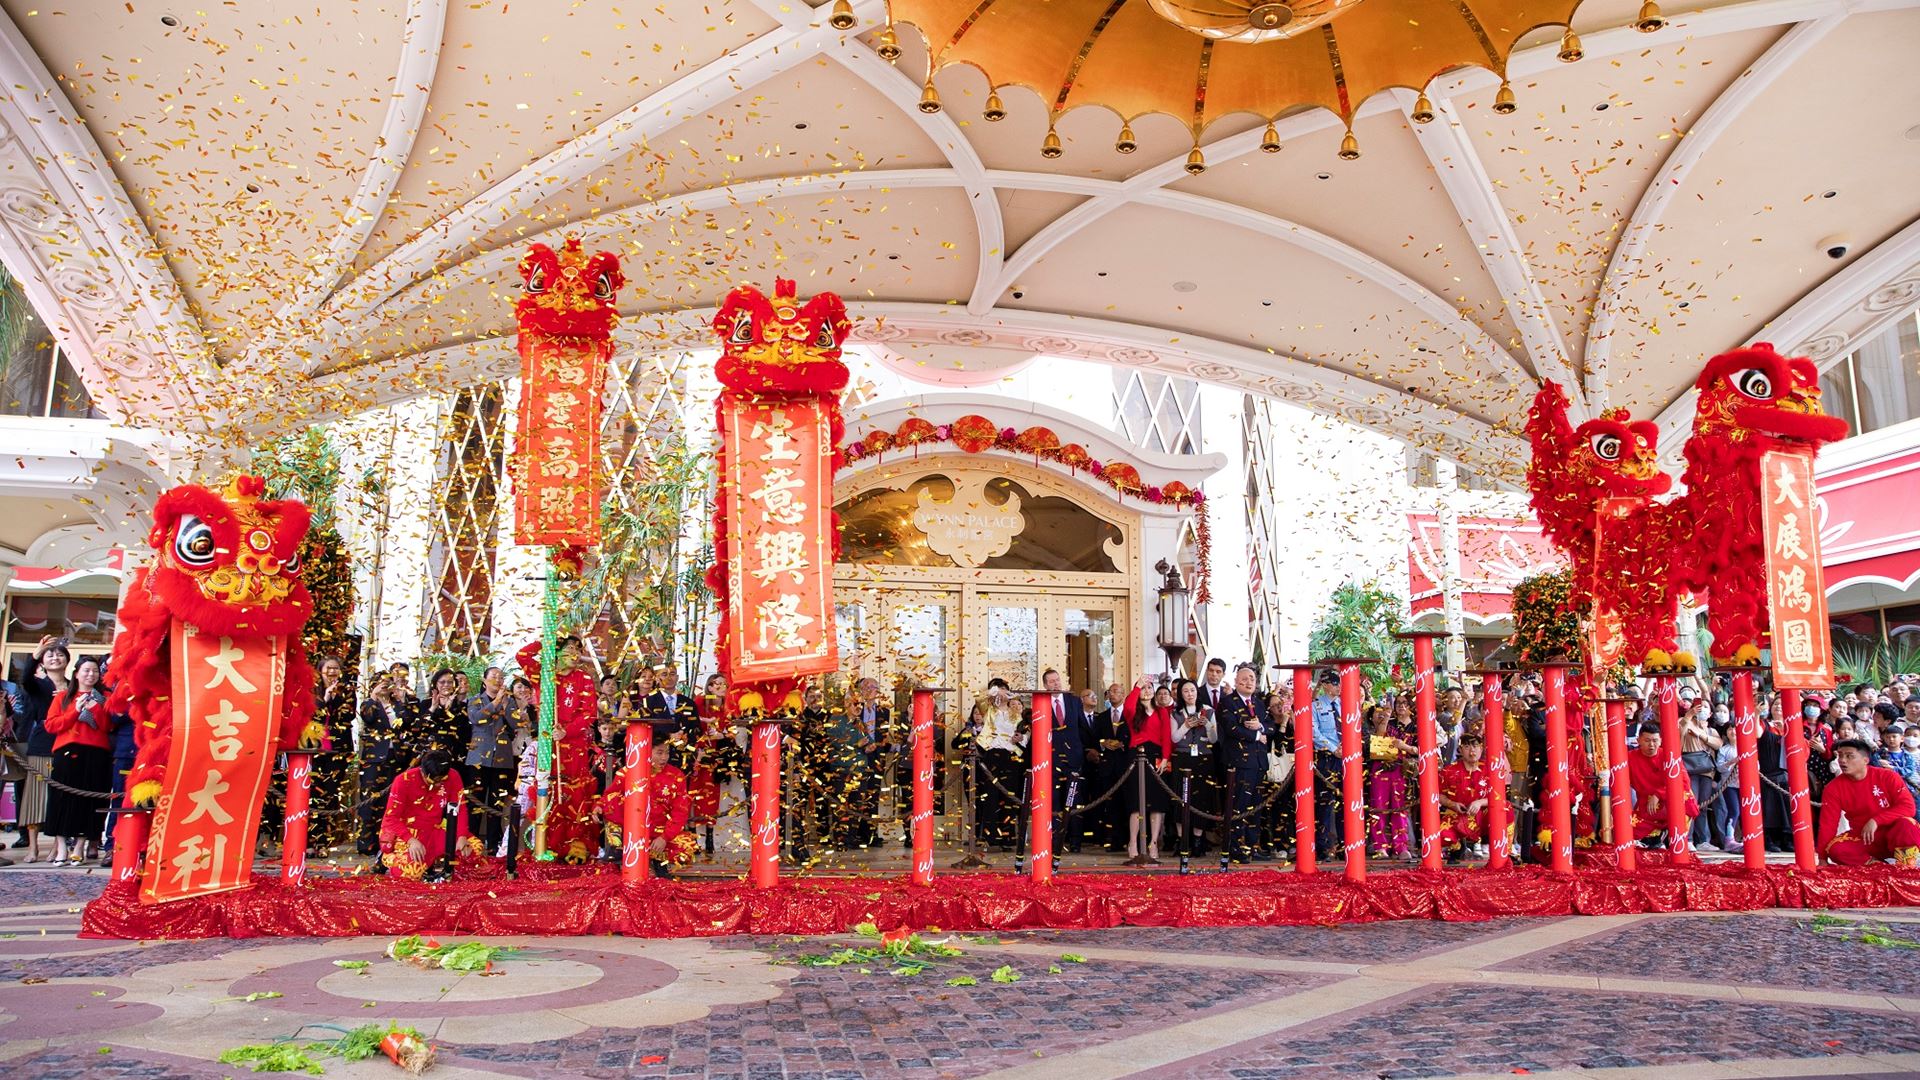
[706,278,851,715]
[1676,344,1848,664]
[107,476,320,903]
[1523,380,1685,668]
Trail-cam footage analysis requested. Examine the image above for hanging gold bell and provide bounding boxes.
[1184,146,1207,174]
[919,81,942,114]
[876,26,902,61]
[1338,129,1360,160]
[1558,27,1583,62]
[828,0,856,30]
[1115,123,1138,154]
[1040,128,1063,158]
[1259,121,1281,152]
[1410,93,1435,124]
[1635,2,1666,32]
[1493,80,1517,114]
[983,91,1007,122]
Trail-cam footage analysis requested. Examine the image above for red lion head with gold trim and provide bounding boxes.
[711,278,851,396]
[1525,380,1671,553]
[145,475,312,638]
[517,237,625,338]
[1689,342,1849,449]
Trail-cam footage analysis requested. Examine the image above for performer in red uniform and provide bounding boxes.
[1821,739,1920,868]
[516,636,600,862]
[1627,722,1696,843]
[601,739,699,874]
[380,750,478,880]
[1438,733,1493,860]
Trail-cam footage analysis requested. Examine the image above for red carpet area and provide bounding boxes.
[79,861,1920,940]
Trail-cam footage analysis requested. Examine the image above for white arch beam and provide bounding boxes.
[0,6,213,429]
[1396,89,1583,419]
[1584,15,1845,407]
[307,0,889,348]
[280,0,447,320]
[1651,217,1920,459]
[303,300,1524,478]
[818,39,1006,318]
[361,160,1531,420]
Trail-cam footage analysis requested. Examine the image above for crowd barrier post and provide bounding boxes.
[1465,670,1509,870]
[1029,690,1054,885]
[1720,667,1767,871]
[1397,633,1445,871]
[1177,757,1194,874]
[280,750,315,887]
[909,688,947,887]
[621,717,653,885]
[1322,657,1374,884]
[1780,686,1816,871]
[1540,663,1576,874]
[953,752,990,869]
[1274,664,1321,874]
[1600,697,1636,872]
[1651,674,1693,863]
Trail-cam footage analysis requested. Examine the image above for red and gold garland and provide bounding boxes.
[846,413,1212,602]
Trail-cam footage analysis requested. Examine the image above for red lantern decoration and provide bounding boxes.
[864,430,894,457]
[951,414,998,453]
[1058,443,1091,471]
[1101,461,1143,494]
[1015,425,1061,457]
[895,417,937,446]
[1161,480,1194,504]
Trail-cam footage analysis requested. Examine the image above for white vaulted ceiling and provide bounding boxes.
[0,0,1916,477]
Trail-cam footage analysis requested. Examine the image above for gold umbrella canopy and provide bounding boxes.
[871,0,1667,165]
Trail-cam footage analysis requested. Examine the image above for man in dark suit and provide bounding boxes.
[644,667,699,736]
[846,677,893,848]
[1038,668,1092,853]
[1087,684,1130,850]
[1216,663,1273,863]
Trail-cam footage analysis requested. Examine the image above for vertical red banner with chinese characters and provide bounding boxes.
[1587,496,1638,671]
[142,625,284,904]
[1760,448,1835,689]
[719,395,838,682]
[512,334,608,546]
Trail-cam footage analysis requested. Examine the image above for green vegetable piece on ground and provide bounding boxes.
[990,965,1020,984]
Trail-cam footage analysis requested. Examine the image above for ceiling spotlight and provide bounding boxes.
[1172,280,1198,293]
[160,14,180,27]
[1593,101,1611,112]
[244,182,261,194]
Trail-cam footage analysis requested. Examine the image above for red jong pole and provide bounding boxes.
[1397,633,1445,871]
[1323,657,1373,884]
[621,718,653,884]
[108,806,150,885]
[909,688,947,887]
[746,708,790,890]
[1540,664,1576,874]
[1651,673,1693,863]
[1275,664,1319,875]
[1600,697,1635,872]
[280,750,315,887]
[1780,687,1816,872]
[1467,670,1510,870]
[1029,690,1054,885]
[1721,668,1767,871]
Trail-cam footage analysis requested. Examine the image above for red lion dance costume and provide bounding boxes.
[509,237,624,863]
[704,278,851,716]
[1524,381,1687,669]
[108,476,320,901]
[1675,344,1847,663]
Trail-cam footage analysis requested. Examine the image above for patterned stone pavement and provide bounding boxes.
[1,868,1918,1079]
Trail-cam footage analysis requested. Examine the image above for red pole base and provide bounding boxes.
[910,690,936,887]
[749,720,783,889]
[1542,667,1573,875]
[280,751,314,888]
[1729,671,1767,871]
[1480,674,1511,871]
[1602,700,1635,873]
[1337,662,1365,884]
[1780,687,1816,872]
[109,808,150,885]
[622,723,653,884]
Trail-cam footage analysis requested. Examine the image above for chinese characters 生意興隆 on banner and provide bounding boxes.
[721,396,838,682]
[141,625,285,904]
[1760,448,1835,690]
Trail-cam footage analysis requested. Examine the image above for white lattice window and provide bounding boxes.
[1111,371,1203,455]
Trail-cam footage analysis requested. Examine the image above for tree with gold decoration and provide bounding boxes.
[252,428,356,666]
[1509,569,1582,665]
